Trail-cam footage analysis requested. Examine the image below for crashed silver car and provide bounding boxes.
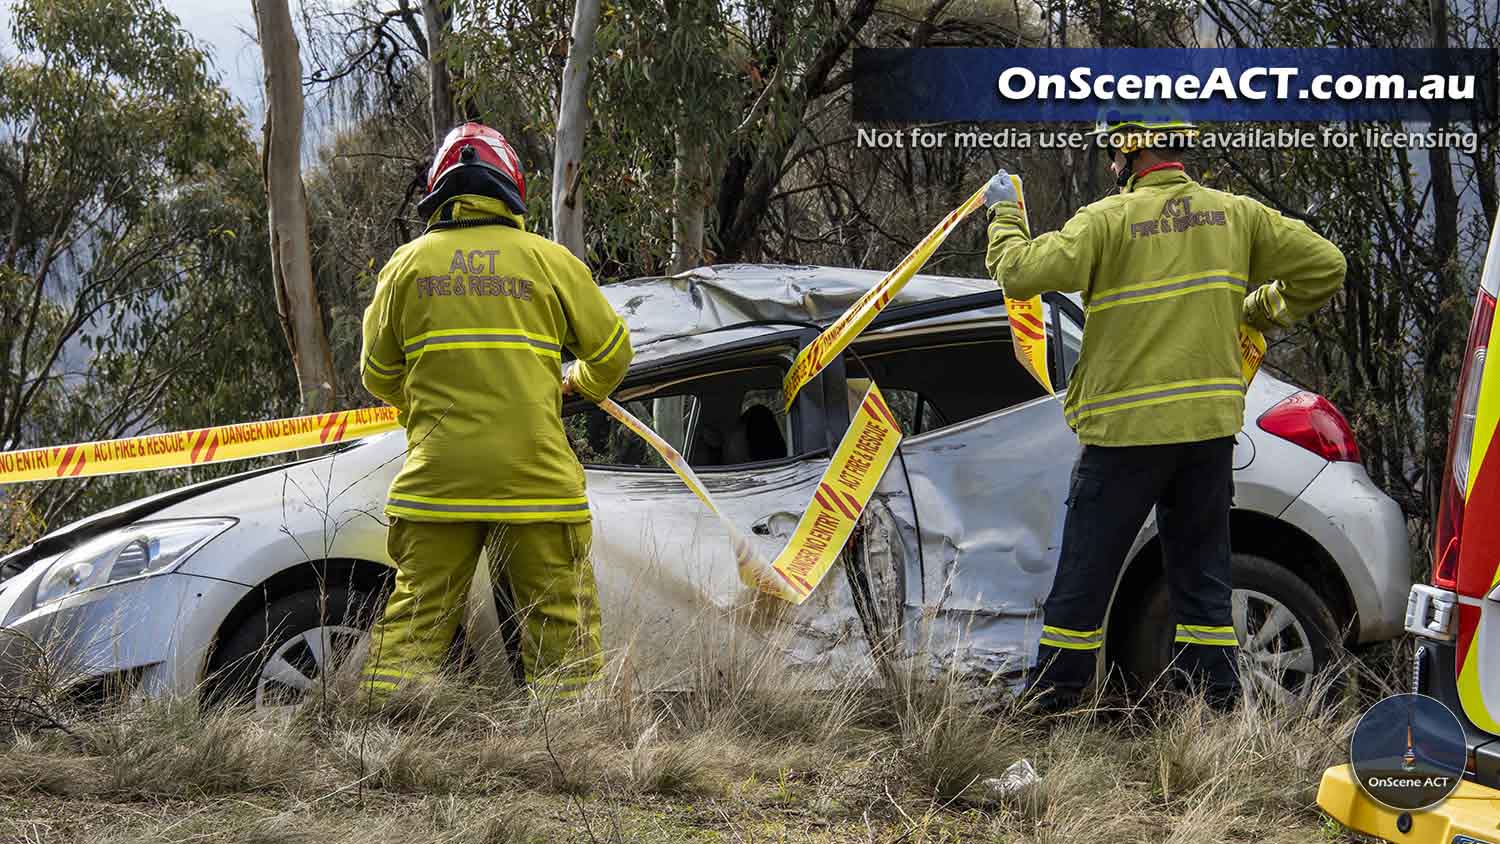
[0,265,1411,709]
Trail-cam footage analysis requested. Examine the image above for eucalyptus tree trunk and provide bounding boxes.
[252,0,338,412]
[421,0,455,145]
[552,0,602,261]
[670,131,710,273]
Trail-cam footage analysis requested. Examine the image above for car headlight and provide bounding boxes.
[33,518,236,608]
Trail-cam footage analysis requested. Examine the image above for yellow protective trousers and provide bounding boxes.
[361,518,603,699]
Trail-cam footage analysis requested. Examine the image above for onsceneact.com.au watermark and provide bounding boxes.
[854,126,1480,154]
[853,48,1498,124]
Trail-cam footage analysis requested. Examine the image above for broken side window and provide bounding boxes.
[564,394,698,470]
[846,333,1048,435]
[565,363,800,469]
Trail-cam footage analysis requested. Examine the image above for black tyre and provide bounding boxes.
[204,586,381,710]
[1115,553,1343,700]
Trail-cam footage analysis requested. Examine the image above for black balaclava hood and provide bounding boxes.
[416,151,526,222]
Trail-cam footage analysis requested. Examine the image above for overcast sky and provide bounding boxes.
[164,0,265,111]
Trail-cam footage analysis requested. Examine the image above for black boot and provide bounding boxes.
[1024,681,1083,716]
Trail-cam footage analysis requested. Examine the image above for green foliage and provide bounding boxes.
[1184,0,1496,549]
[444,0,866,274]
[302,101,433,398]
[3,0,243,211]
[0,0,294,534]
[579,0,750,273]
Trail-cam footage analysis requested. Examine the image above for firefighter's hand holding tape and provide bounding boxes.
[983,170,1020,207]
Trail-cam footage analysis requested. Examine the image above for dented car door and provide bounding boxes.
[847,296,1081,681]
[484,328,889,686]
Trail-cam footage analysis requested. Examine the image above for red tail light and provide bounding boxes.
[1432,289,1495,588]
[1257,392,1362,463]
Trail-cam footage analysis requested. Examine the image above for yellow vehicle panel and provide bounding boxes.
[1318,764,1500,843]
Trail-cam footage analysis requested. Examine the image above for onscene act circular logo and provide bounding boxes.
[1349,693,1467,811]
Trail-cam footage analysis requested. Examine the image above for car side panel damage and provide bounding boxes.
[900,396,1079,681]
[494,458,883,687]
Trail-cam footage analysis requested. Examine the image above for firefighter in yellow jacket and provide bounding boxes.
[986,112,1345,711]
[359,123,632,699]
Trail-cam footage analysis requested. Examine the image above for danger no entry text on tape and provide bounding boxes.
[0,407,400,483]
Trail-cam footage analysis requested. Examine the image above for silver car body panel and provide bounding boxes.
[151,423,873,685]
[885,356,1340,678]
[1278,460,1412,642]
[0,562,250,697]
[898,394,1077,678]
[168,434,402,584]
[562,459,876,684]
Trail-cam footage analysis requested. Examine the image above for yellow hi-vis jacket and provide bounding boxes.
[987,166,1345,447]
[360,194,632,522]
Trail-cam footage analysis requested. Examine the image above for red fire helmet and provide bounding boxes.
[419,122,526,219]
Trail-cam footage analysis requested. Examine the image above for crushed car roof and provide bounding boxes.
[601,264,996,357]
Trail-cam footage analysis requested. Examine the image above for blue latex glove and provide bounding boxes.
[984,170,1019,207]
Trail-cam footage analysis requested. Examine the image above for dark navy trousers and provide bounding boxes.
[1029,437,1240,704]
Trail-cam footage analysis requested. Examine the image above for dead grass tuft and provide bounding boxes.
[1143,681,1355,820]
[338,725,471,794]
[0,741,103,797]
[876,669,1031,803]
[624,720,735,796]
[80,699,319,799]
[474,720,604,794]
[88,797,544,844]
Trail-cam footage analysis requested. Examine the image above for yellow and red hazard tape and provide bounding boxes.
[1002,175,1054,393]
[1238,324,1267,383]
[759,381,901,602]
[781,173,1266,404]
[600,381,903,605]
[782,176,1059,407]
[0,407,400,484]
[782,185,994,410]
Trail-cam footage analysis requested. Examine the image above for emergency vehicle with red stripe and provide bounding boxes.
[1319,215,1500,839]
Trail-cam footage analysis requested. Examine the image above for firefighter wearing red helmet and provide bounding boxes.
[359,122,632,700]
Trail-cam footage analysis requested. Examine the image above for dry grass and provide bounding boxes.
[0,631,1381,844]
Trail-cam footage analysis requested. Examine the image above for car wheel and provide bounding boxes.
[205,586,377,711]
[1116,553,1342,702]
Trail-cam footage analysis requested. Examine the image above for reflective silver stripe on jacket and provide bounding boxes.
[386,496,590,515]
[1089,274,1247,309]
[1065,378,1245,427]
[364,356,403,377]
[403,332,561,355]
[586,321,627,364]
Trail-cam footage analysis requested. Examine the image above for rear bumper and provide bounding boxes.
[1278,461,1411,642]
[1317,764,1500,843]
